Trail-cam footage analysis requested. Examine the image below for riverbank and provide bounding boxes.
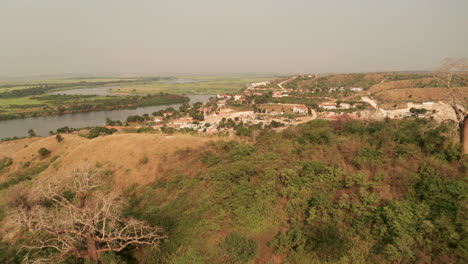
[0,95,212,138]
[0,93,188,121]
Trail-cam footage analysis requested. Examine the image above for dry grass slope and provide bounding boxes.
[375,87,468,108]
[368,77,437,94]
[1,134,219,190]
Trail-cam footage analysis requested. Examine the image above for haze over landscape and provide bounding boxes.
[1,0,467,76]
[1,1,468,264]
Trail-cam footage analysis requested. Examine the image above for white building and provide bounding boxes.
[180,123,199,129]
[350,87,363,92]
[339,103,351,109]
[250,81,270,88]
[293,106,309,115]
[320,103,337,110]
[217,94,231,99]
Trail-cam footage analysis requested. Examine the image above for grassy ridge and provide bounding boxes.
[0,119,465,263]
[122,119,465,263]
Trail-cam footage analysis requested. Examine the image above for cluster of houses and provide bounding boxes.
[327,87,363,93]
[145,79,372,135]
[293,106,309,115]
[319,102,352,110]
[216,94,246,107]
[247,81,270,89]
[272,91,289,98]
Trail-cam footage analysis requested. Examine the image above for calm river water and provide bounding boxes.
[0,89,212,138]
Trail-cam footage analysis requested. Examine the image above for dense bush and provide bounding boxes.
[221,233,257,263]
[55,134,64,142]
[127,115,145,123]
[0,162,49,190]
[0,157,13,172]
[3,119,465,263]
[38,147,51,157]
[86,127,117,139]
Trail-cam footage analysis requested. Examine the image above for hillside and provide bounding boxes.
[374,86,468,109]
[0,119,466,264]
[0,133,216,189]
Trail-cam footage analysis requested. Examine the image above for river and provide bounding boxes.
[0,91,212,138]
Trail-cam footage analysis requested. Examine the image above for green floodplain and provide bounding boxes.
[0,76,273,120]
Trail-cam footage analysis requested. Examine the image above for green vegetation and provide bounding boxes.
[108,119,465,263]
[0,77,167,94]
[55,134,64,142]
[37,147,51,157]
[110,76,272,95]
[410,107,428,115]
[0,157,13,172]
[0,119,465,263]
[221,233,258,263]
[0,162,49,190]
[0,93,188,120]
[0,75,268,121]
[85,127,118,139]
[285,73,380,90]
[27,129,36,137]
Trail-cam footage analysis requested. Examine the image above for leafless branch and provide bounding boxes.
[8,168,166,263]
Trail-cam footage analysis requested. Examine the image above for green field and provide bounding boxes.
[0,75,273,119]
[109,76,273,95]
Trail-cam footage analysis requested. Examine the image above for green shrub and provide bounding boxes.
[27,129,36,137]
[140,156,149,164]
[38,147,51,157]
[352,148,384,169]
[101,252,127,264]
[87,127,117,139]
[0,242,20,264]
[221,233,257,263]
[126,115,145,123]
[0,157,13,171]
[270,229,306,254]
[228,144,255,162]
[201,151,222,167]
[22,161,31,168]
[55,134,64,142]
[165,247,207,264]
[136,127,156,133]
[298,120,335,144]
[0,162,49,190]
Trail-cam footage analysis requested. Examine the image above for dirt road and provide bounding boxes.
[278,76,297,92]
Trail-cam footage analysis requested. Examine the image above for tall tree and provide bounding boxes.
[27,129,36,137]
[435,58,468,155]
[10,168,166,263]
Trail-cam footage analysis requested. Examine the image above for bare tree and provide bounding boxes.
[9,167,166,263]
[435,57,468,155]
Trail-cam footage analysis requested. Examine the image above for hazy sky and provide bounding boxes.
[1,0,467,76]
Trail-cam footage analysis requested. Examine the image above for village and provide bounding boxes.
[106,77,458,136]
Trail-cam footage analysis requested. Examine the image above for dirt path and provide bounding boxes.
[361,96,457,122]
[273,110,317,131]
[278,76,297,92]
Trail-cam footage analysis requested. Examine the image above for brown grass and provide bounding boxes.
[369,77,437,94]
[3,133,221,190]
[0,137,42,159]
[374,87,468,108]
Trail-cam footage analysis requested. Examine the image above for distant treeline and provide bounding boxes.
[0,93,189,120]
[0,85,56,98]
[0,77,173,98]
